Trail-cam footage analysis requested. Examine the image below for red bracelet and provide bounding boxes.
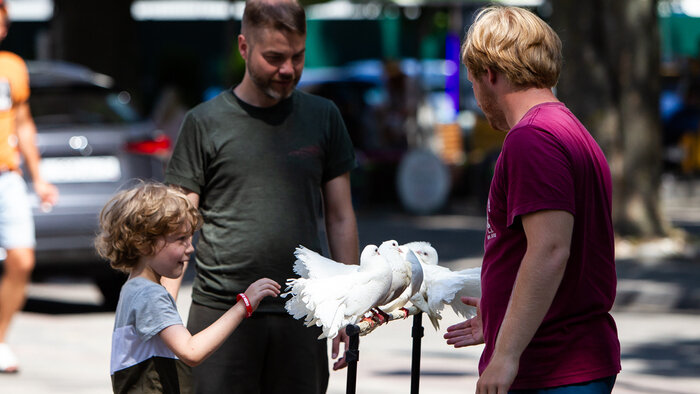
[236,293,253,318]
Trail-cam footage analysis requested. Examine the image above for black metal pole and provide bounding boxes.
[410,312,424,394]
[345,324,361,394]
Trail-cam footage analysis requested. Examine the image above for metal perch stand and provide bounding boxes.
[345,306,423,394]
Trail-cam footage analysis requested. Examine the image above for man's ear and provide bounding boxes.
[238,34,249,61]
[485,67,498,85]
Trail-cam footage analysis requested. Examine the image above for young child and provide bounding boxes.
[95,183,280,393]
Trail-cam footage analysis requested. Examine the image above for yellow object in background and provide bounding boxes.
[436,123,465,165]
[680,132,700,174]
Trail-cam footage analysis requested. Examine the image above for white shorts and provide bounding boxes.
[0,171,36,249]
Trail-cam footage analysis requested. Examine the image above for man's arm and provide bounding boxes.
[162,190,200,300]
[322,172,359,371]
[322,172,359,267]
[476,209,573,394]
[16,102,58,206]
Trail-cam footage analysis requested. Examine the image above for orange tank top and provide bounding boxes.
[0,51,30,171]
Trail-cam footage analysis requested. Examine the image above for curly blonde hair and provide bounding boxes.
[462,6,562,89]
[95,182,202,273]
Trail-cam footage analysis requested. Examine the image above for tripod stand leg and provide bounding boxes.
[410,313,424,394]
[345,324,361,394]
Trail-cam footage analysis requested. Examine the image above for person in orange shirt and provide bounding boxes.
[0,0,58,373]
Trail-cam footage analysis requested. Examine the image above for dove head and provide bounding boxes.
[404,241,438,265]
[359,244,379,265]
[378,240,401,258]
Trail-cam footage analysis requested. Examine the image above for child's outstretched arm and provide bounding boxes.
[158,278,281,367]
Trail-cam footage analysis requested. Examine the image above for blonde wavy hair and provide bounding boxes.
[95,182,202,273]
[462,5,562,89]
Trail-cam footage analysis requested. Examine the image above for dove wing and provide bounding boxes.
[293,246,358,279]
[406,249,424,296]
[408,282,443,330]
[423,264,467,312]
[449,267,481,319]
[285,254,392,339]
[379,249,424,312]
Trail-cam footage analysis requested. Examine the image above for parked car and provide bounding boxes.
[5,61,169,309]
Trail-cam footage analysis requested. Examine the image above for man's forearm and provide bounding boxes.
[16,103,43,182]
[326,215,359,266]
[322,173,359,266]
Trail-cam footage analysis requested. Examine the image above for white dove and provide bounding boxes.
[375,240,413,309]
[403,242,481,329]
[283,244,393,339]
[378,243,424,313]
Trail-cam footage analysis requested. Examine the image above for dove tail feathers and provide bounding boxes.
[315,302,347,339]
[282,276,351,340]
[427,313,441,330]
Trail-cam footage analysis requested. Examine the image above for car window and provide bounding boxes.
[29,87,140,126]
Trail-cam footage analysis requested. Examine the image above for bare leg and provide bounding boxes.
[0,248,34,343]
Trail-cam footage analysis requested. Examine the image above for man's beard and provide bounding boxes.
[248,63,299,101]
[480,88,509,132]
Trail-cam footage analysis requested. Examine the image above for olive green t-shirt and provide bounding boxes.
[165,89,356,312]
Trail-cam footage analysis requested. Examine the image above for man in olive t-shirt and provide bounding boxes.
[163,1,359,393]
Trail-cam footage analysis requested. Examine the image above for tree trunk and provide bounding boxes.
[551,0,670,238]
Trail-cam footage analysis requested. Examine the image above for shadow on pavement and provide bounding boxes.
[614,257,700,312]
[23,297,111,314]
[622,338,700,377]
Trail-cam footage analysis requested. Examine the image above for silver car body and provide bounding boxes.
[2,61,168,307]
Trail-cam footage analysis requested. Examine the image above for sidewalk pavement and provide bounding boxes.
[0,186,699,393]
[3,281,698,394]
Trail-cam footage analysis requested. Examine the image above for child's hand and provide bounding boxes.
[243,278,281,312]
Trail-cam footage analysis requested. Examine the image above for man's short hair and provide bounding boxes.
[95,182,202,273]
[462,6,562,89]
[241,0,306,39]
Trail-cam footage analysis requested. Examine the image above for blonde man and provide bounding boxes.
[444,6,620,393]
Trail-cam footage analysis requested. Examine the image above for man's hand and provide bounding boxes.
[33,179,58,208]
[444,297,484,348]
[331,327,350,370]
[475,352,519,394]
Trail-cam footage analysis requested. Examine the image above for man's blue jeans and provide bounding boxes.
[509,375,616,394]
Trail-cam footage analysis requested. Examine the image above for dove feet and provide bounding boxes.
[370,308,391,325]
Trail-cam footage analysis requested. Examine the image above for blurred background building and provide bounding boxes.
[2,0,549,214]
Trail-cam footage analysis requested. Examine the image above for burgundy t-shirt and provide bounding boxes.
[481,102,621,389]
